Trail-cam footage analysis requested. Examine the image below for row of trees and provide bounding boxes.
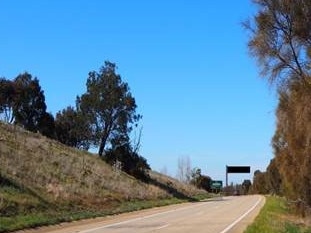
[246,0,311,209]
[0,62,150,180]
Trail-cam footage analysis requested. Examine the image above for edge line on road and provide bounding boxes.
[219,196,263,233]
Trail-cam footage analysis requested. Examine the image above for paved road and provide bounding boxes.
[23,195,264,233]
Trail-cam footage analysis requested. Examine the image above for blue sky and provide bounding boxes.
[0,1,276,183]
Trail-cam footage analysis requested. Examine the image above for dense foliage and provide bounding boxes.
[104,143,150,181]
[0,73,54,137]
[0,62,148,181]
[55,106,91,150]
[77,61,142,156]
[246,0,311,210]
[190,168,212,191]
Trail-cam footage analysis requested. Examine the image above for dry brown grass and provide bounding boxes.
[0,122,205,211]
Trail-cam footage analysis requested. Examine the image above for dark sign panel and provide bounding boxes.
[226,166,250,173]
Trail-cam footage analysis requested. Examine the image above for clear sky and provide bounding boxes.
[0,1,276,183]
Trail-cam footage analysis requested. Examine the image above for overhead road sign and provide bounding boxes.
[226,165,251,187]
[226,166,250,173]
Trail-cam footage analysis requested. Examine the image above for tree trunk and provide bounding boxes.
[98,141,105,157]
[98,123,112,156]
[98,135,108,157]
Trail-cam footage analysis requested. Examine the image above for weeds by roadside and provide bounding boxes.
[0,195,211,233]
[245,196,311,233]
[0,122,209,232]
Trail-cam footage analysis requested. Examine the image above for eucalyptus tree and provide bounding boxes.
[78,61,141,156]
[13,72,47,133]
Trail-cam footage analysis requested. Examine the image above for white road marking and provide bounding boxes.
[155,223,169,230]
[78,196,262,233]
[218,196,263,233]
[79,202,209,233]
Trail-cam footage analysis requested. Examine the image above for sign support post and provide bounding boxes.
[226,166,228,187]
[225,165,251,188]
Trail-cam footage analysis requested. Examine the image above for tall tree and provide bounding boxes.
[246,0,311,208]
[0,74,54,137]
[13,72,47,132]
[245,0,311,87]
[78,61,141,156]
[272,83,311,204]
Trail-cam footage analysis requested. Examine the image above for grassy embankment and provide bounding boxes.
[0,122,210,232]
[245,196,311,233]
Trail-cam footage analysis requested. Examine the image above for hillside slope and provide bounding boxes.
[0,122,207,232]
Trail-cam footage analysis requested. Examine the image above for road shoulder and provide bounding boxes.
[227,195,266,233]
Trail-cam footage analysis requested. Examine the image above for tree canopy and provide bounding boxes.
[246,0,311,210]
[13,73,48,133]
[0,73,54,137]
[0,62,149,182]
[77,61,141,156]
[55,106,91,150]
[245,0,311,87]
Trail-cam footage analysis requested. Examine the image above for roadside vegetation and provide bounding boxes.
[245,0,311,218]
[0,122,209,233]
[0,62,150,181]
[245,196,311,233]
[0,58,215,232]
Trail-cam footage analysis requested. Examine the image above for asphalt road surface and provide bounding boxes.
[22,195,264,233]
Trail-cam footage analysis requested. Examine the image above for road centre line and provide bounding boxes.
[218,196,263,233]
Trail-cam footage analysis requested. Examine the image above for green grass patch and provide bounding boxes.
[0,211,102,233]
[191,192,214,201]
[115,198,184,213]
[245,196,311,233]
